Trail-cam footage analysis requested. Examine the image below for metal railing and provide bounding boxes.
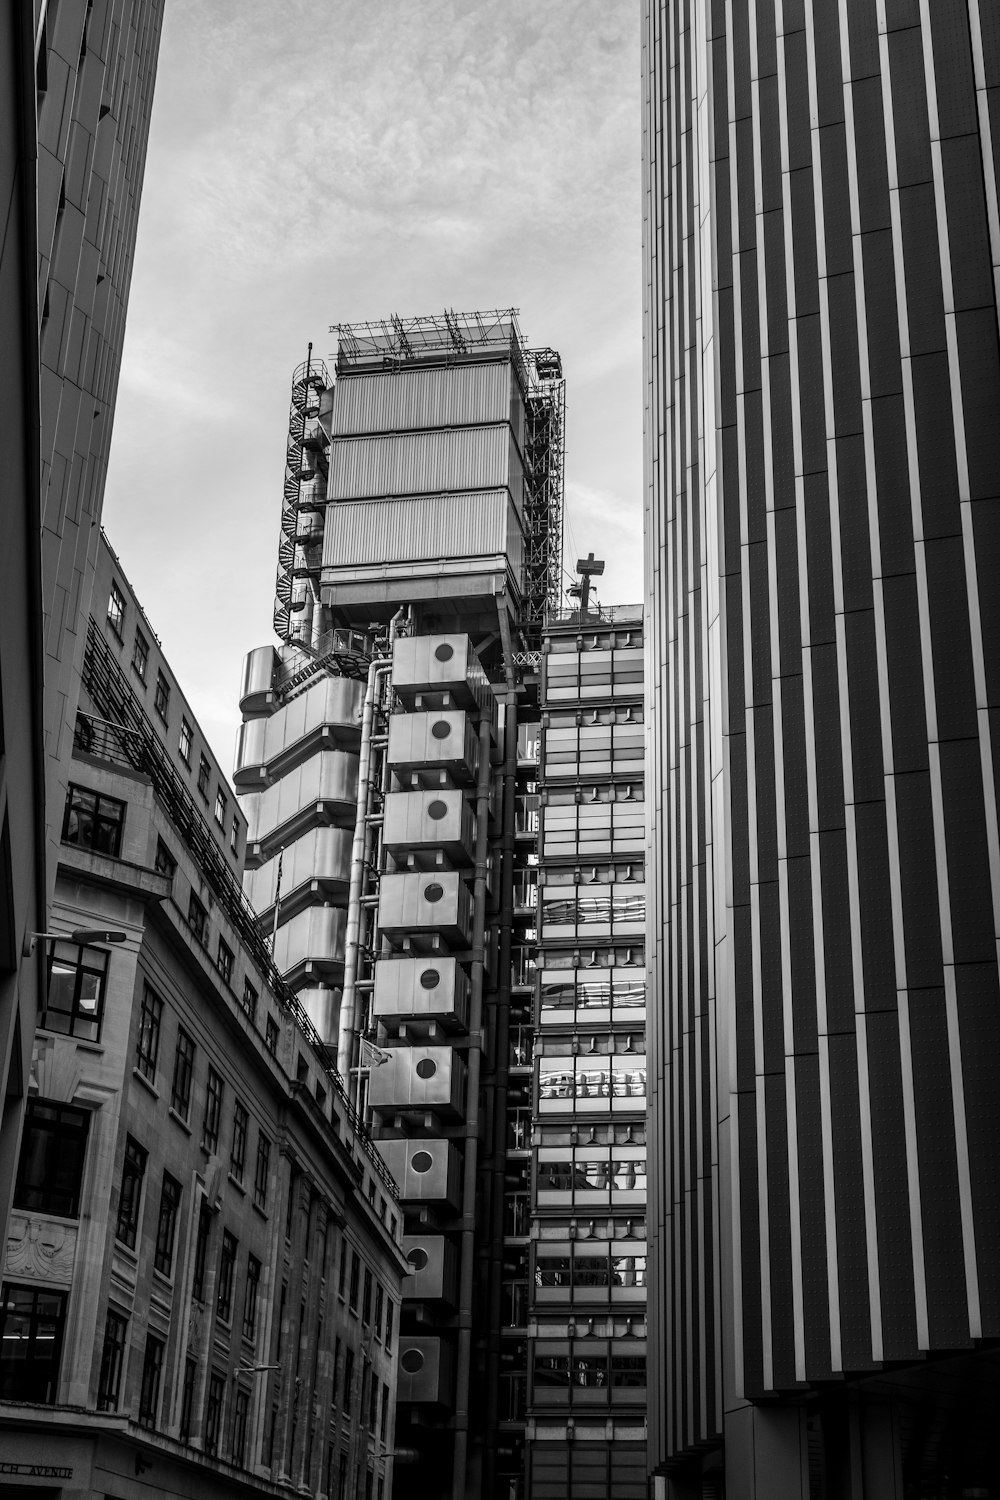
[546,602,644,627]
[79,620,398,1204]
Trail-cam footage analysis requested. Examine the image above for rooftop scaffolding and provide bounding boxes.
[331,306,529,387]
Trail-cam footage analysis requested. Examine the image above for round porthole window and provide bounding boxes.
[431,720,451,740]
[411,1150,434,1173]
[401,1349,424,1374]
[434,643,454,662]
[424,882,444,903]
[407,1247,429,1271]
[416,1058,437,1079]
[427,799,448,820]
[420,968,440,990]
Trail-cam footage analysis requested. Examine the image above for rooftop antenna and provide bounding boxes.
[566,552,605,617]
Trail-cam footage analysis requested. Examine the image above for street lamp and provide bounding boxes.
[22,927,128,957]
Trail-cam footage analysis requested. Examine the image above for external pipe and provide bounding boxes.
[451,705,495,1500]
[337,658,390,1078]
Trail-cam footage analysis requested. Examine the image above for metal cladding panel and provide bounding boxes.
[367,1046,466,1117]
[331,360,512,436]
[376,1138,462,1209]
[372,955,470,1030]
[396,1337,455,1406]
[233,674,363,785]
[241,749,358,845]
[376,870,473,943]
[386,710,479,780]
[239,646,278,714]
[401,1235,459,1304]
[391,634,494,713]
[382,789,475,858]
[271,903,347,975]
[329,426,513,505]
[299,985,341,1045]
[322,490,510,569]
[244,826,352,910]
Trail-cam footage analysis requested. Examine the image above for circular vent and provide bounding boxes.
[411,1150,434,1174]
[427,799,448,820]
[434,643,454,662]
[431,720,451,740]
[423,883,444,903]
[401,1349,424,1374]
[420,968,440,990]
[407,1247,429,1271]
[416,1058,437,1079]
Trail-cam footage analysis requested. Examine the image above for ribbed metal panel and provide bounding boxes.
[329,426,510,503]
[332,360,512,436]
[322,490,511,568]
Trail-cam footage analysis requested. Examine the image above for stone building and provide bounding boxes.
[0,536,406,1500]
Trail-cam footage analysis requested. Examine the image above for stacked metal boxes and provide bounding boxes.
[372,634,495,1410]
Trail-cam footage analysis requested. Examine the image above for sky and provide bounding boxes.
[102,0,643,775]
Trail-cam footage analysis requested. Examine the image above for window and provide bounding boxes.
[374,1284,384,1339]
[115,1136,147,1248]
[205,1369,225,1454]
[369,1370,378,1432]
[179,1357,196,1441]
[217,1230,237,1321]
[232,1385,250,1465]
[0,1286,66,1403]
[137,1333,164,1427]
[43,938,109,1041]
[243,1254,261,1340]
[107,581,125,638]
[154,670,170,721]
[380,1380,389,1443]
[231,815,239,854]
[240,979,258,1024]
[62,785,125,857]
[154,838,176,881]
[254,1132,270,1211]
[197,754,211,799]
[188,892,208,946]
[202,1067,224,1152]
[132,628,149,682]
[217,938,234,985]
[265,1015,279,1055]
[97,1309,128,1411]
[14,1100,89,1217]
[192,1203,211,1300]
[135,985,162,1081]
[214,789,227,827]
[362,1268,373,1326]
[171,1028,195,1118]
[385,1299,393,1352]
[179,717,193,764]
[230,1101,248,1183]
[349,1251,360,1313]
[343,1350,354,1413]
[154,1172,182,1276]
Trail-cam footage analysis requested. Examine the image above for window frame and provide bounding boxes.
[107,581,126,639]
[170,1028,195,1119]
[153,1171,182,1277]
[138,1332,165,1426]
[154,838,177,881]
[253,1132,270,1212]
[243,1254,261,1341]
[217,1230,238,1322]
[135,985,163,1082]
[217,937,234,985]
[13,1099,90,1218]
[178,717,193,765]
[0,1284,67,1404]
[241,978,258,1024]
[203,1066,224,1153]
[43,937,109,1042]
[188,891,209,946]
[115,1135,147,1249]
[230,1100,248,1183]
[132,628,149,683]
[204,1368,226,1455]
[197,754,211,800]
[96,1307,128,1411]
[154,670,170,722]
[62,784,126,858]
[214,788,227,827]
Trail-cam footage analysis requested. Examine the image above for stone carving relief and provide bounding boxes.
[5,1214,78,1284]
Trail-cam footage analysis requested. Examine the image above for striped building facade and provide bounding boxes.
[643,0,1000,1494]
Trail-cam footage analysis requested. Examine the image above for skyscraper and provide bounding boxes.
[0,0,163,1244]
[236,310,568,1500]
[643,1,1000,1495]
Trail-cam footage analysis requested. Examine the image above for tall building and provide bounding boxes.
[0,0,163,1243]
[0,535,405,1500]
[236,310,568,1500]
[643,1,1000,1495]
[523,600,648,1499]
